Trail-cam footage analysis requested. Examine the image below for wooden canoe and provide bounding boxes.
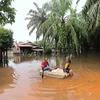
[40,68,69,79]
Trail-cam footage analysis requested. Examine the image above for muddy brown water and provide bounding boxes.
[0,52,100,100]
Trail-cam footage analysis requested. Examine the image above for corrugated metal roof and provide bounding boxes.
[18,44,32,47]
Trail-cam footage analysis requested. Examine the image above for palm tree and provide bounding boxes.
[82,0,100,50]
[77,0,100,30]
[37,0,88,55]
[50,0,72,53]
[77,0,100,50]
[37,13,60,53]
[37,0,73,54]
[25,2,48,49]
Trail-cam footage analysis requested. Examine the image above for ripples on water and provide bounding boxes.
[0,53,100,100]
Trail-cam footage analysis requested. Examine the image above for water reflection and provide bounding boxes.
[0,67,15,94]
[0,52,100,100]
[13,54,34,64]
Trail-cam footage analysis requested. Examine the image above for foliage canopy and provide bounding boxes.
[0,0,16,25]
[0,27,13,49]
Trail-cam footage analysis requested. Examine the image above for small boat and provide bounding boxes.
[40,68,69,79]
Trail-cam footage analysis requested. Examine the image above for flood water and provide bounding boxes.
[0,52,100,100]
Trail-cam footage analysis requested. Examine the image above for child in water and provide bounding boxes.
[63,59,73,76]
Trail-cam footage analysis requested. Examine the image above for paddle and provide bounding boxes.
[42,69,44,78]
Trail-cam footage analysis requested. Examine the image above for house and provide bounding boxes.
[13,42,43,55]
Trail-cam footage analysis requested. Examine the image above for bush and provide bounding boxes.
[44,45,52,54]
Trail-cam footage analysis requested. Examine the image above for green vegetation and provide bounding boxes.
[0,0,15,48]
[0,0,15,66]
[0,0,16,25]
[25,2,48,50]
[26,0,100,55]
[0,27,13,49]
[0,0,15,49]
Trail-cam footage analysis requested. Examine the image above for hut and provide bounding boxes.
[13,41,43,55]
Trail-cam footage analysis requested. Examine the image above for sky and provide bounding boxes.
[5,0,87,43]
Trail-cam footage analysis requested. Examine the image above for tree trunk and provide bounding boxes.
[0,49,2,66]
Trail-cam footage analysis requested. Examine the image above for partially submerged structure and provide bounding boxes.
[0,47,8,66]
[13,42,43,55]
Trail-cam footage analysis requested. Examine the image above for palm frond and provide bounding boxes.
[68,20,79,49]
[25,2,48,37]
[88,1,100,27]
[82,0,100,29]
[29,26,35,35]
[25,17,32,20]
[33,2,41,12]
[76,0,80,4]
[82,0,99,17]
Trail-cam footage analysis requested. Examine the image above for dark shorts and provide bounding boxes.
[63,68,70,73]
